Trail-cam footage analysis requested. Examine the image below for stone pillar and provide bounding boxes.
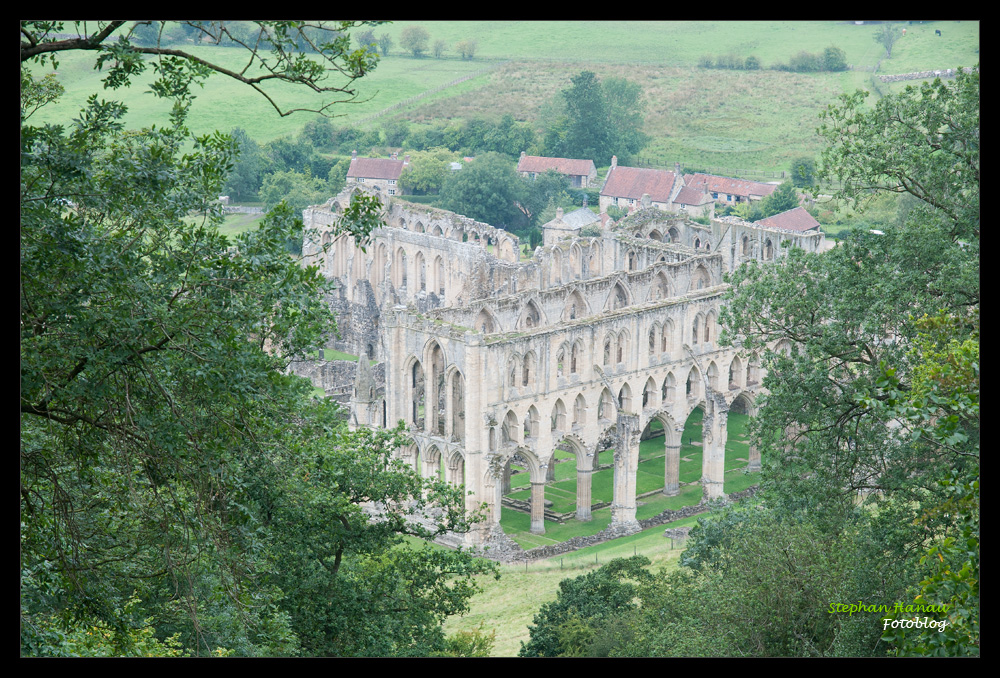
[747,441,761,472]
[664,441,681,496]
[576,459,593,521]
[545,454,557,481]
[701,396,727,500]
[611,413,641,530]
[530,481,546,534]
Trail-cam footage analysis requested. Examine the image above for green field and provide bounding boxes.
[29,21,978,173]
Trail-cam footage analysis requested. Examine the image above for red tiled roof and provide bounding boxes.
[517,155,596,177]
[684,173,777,199]
[674,184,712,206]
[347,157,405,181]
[601,166,677,203]
[756,206,821,232]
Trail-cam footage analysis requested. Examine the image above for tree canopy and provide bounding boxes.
[545,71,648,166]
[20,20,495,657]
[521,68,979,658]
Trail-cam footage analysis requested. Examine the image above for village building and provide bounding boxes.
[299,184,826,549]
[683,172,778,205]
[517,152,599,188]
[346,151,409,196]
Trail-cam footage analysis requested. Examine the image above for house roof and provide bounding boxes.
[601,166,678,203]
[673,184,713,206]
[756,206,821,232]
[684,173,777,199]
[559,207,601,229]
[347,157,405,181]
[517,155,596,177]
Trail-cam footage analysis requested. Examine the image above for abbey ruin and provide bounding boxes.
[299,185,826,548]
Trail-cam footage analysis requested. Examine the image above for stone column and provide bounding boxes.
[747,441,761,472]
[611,413,641,530]
[576,458,593,521]
[664,441,681,496]
[701,395,727,500]
[530,481,546,534]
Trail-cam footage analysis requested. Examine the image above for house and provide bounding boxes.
[517,152,598,188]
[346,151,409,196]
[755,206,821,233]
[599,156,682,214]
[541,206,602,246]
[683,172,777,205]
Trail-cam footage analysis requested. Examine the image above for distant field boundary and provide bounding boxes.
[636,158,788,181]
[354,60,509,125]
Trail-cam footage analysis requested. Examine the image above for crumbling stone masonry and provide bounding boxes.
[302,187,826,548]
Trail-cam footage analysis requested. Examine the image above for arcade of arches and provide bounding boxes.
[303,187,825,546]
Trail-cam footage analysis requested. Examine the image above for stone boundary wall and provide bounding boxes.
[288,358,386,394]
[222,205,265,215]
[878,67,975,83]
[481,484,759,562]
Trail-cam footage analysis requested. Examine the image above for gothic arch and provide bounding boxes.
[518,299,544,329]
[474,307,499,334]
[605,280,632,311]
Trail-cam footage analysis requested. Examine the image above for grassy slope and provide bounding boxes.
[30,21,978,172]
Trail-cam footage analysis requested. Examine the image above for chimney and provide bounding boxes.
[520,151,526,159]
[351,150,357,159]
[403,154,410,165]
[675,161,681,175]
[556,207,564,221]
[391,151,398,160]
[610,155,618,169]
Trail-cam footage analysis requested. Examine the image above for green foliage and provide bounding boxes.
[519,557,653,657]
[823,45,848,71]
[224,127,267,200]
[546,71,647,166]
[790,155,816,187]
[260,169,329,212]
[439,152,527,229]
[400,147,461,194]
[456,39,478,60]
[300,117,336,149]
[874,23,900,57]
[377,33,393,57]
[20,20,495,658]
[433,624,496,657]
[758,181,799,217]
[400,25,430,58]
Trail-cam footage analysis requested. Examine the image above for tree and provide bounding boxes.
[716,68,979,655]
[519,557,653,657]
[439,152,527,229]
[399,147,460,194]
[790,155,816,187]
[224,128,268,201]
[557,71,611,164]
[456,39,478,60]
[377,33,393,57]
[874,23,900,58]
[823,45,848,71]
[21,20,494,657]
[548,71,647,166]
[355,28,376,51]
[400,25,430,58]
[758,181,799,217]
[433,40,447,59]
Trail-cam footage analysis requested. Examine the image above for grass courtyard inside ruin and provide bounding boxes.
[500,409,759,549]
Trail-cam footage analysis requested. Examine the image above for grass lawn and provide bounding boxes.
[500,408,755,540]
[444,510,719,656]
